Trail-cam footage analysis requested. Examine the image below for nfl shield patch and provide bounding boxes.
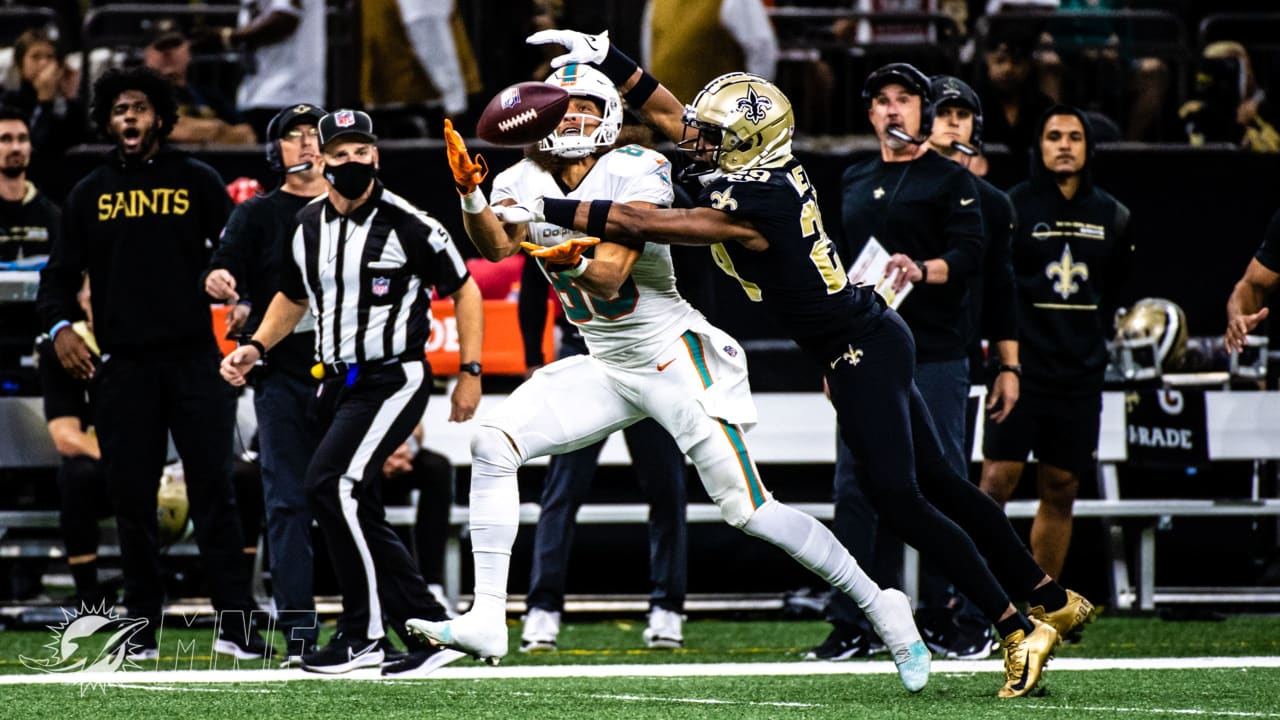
[335,110,356,127]
[500,87,521,109]
[372,277,391,297]
[723,345,738,358]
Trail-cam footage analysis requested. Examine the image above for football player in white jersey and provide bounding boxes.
[407,65,930,693]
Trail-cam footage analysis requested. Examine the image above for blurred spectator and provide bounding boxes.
[842,0,967,46]
[1179,41,1279,153]
[3,28,85,198]
[210,0,326,139]
[0,107,60,263]
[975,27,1054,158]
[381,425,457,612]
[142,19,256,146]
[360,0,482,137]
[642,0,778,104]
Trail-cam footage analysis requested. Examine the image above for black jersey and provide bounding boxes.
[696,159,883,356]
[841,150,986,362]
[1254,208,1280,273]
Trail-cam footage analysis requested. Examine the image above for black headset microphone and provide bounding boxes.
[886,125,978,157]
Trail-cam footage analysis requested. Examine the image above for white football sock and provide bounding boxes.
[468,426,522,616]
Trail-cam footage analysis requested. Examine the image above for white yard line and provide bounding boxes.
[1028,705,1280,718]
[1,656,1278,686]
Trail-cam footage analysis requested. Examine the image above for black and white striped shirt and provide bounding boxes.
[280,182,469,366]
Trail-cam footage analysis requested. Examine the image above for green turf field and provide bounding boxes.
[2,615,1278,719]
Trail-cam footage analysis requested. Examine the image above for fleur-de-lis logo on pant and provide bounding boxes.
[736,86,773,125]
[1046,244,1089,300]
[829,345,865,369]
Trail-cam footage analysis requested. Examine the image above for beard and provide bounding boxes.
[525,144,580,175]
[115,125,161,163]
[0,163,26,179]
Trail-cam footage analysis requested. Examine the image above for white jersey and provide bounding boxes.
[237,0,326,110]
[492,146,705,368]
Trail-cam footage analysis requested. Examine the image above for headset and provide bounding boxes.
[862,62,934,143]
[265,103,326,174]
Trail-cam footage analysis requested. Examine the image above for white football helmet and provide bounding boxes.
[538,63,623,159]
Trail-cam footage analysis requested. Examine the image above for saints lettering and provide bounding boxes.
[96,188,191,220]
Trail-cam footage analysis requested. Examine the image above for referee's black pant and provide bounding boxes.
[308,359,450,646]
[94,345,256,644]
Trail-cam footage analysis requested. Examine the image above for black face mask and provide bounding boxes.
[325,161,377,200]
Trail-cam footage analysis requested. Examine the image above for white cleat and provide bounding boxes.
[405,611,508,666]
[864,588,931,693]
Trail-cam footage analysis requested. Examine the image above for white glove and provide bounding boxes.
[526,29,610,70]
[492,198,545,225]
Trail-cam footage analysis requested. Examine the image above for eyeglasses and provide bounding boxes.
[283,127,319,140]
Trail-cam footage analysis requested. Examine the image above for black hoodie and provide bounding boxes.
[1006,105,1134,396]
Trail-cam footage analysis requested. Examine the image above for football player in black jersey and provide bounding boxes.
[518,30,1090,698]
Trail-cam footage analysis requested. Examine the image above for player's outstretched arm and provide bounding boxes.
[527,29,686,144]
[537,197,767,251]
[445,118,527,261]
[1225,258,1279,352]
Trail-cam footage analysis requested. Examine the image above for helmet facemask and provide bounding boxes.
[538,64,623,159]
[677,73,795,184]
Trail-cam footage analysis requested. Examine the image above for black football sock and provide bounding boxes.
[994,613,1034,640]
[1027,580,1068,611]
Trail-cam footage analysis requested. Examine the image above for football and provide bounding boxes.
[476,82,570,146]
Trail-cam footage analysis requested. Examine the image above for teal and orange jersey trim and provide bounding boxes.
[680,330,765,509]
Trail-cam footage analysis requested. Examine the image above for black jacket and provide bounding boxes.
[1006,105,1134,396]
[204,187,318,377]
[967,175,1018,381]
[0,181,60,262]
[842,150,986,362]
[37,147,232,352]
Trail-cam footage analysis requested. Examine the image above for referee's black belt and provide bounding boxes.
[311,353,422,382]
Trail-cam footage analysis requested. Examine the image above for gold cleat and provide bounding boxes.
[1030,588,1098,641]
[997,617,1059,698]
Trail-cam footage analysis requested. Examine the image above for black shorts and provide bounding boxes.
[982,389,1102,476]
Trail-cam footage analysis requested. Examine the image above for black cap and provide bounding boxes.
[318,109,376,148]
[862,62,932,106]
[144,17,186,51]
[930,76,980,113]
[267,103,327,141]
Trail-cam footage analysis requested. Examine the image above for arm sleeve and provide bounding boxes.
[204,202,255,302]
[982,196,1018,343]
[517,256,550,367]
[1254,208,1280,273]
[278,224,309,301]
[36,184,86,330]
[937,172,986,280]
[721,0,779,80]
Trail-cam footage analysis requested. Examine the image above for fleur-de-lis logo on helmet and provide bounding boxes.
[736,86,773,125]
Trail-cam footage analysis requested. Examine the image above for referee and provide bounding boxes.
[220,109,484,677]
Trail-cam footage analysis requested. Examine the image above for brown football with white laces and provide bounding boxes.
[476,82,570,146]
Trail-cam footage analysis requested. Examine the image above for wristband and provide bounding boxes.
[49,320,71,339]
[997,364,1022,378]
[460,187,488,214]
[586,200,612,239]
[596,44,641,87]
[915,260,928,283]
[623,71,660,108]
[543,197,579,229]
[247,338,267,358]
[560,257,590,278]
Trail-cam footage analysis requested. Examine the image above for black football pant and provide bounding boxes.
[823,311,1043,624]
[307,360,449,647]
[93,347,256,643]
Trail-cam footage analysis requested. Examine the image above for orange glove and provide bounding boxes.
[444,118,488,196]
[520,237,600,268]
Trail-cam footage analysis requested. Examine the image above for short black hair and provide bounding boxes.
[90,66,178,141]
[0,106,30,127]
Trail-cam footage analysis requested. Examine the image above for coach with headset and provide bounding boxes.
[202,103,329,662]
[807,63,988,662]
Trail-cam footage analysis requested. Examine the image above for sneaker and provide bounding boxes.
[378,637,407,665]
[300,632,385,674]
[406,610,508,666]
[281,643,317,669]
[519,608,561,653]
[916,608,998,660]
[997,617,1058,698]
[380,646,466,677]
[863,589,931,693]
[642,607,684,649]
[803,623,883,661]
[214,627,276,660]
[1030,589,1097,643]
